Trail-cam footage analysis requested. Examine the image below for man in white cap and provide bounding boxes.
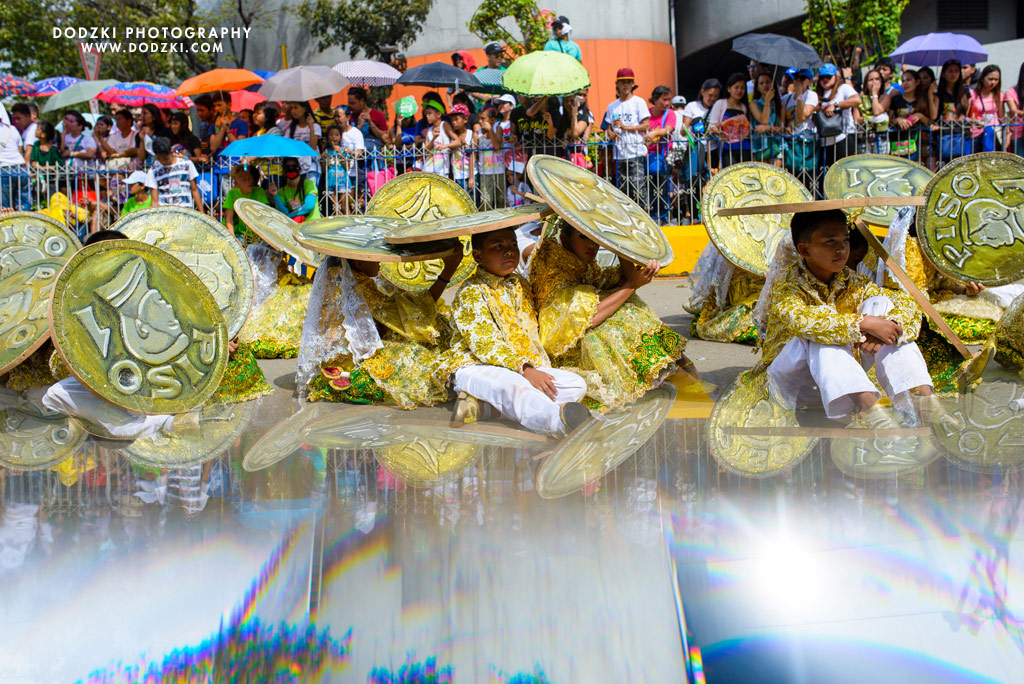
[121,170,153,216]
[544,16,582,61]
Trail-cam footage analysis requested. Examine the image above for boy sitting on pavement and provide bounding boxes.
[753,209,938,427]
[437,228,591,435]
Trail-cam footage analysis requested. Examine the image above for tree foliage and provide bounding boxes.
[468,0,548,57]
[803,0,909,68]
[296,0,435,64]
[205,0,275,69]
[0,0,221,82]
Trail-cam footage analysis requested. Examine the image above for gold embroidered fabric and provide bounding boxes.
[438,270,550,382]
[352,271,442,346]
[754,260,922,374]
[996,294,1024,375]
[239,262,313,359]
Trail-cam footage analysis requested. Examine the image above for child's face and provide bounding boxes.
[328,129,341,144]
[425,107,440,124]
[450,113,467,128]
[130,182,144,195]
[567,228,599,262]
[473,229,520,277]
[797,222,850,280]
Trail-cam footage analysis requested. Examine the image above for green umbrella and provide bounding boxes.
[502,51,590,97]
[42,79,119,113]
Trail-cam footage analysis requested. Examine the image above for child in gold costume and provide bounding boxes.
[529,222,691,410]
[688,243,763,344]
[238,245,314,359]
[297,250,462,409]
[995,293,1024,375]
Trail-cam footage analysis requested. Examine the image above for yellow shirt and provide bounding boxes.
[439,270,549,378]
[754,260,922,374]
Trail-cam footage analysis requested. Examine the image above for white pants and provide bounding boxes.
[453,365,587,435]
[767,295,933,419]
[33,378,175,440]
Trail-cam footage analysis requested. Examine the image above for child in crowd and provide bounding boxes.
[145,136,203,210]
[324,112,364,215]
[754,209,936,428]
[222,164,270,241]
[505,160,533,207]
[421,100,451,176]
[448,104,476,196]
[437,228,591,435]
[476,105,506,209]
[119,171,152,216]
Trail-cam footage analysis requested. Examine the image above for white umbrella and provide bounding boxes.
[332,60,402,87]
[257,66,349,101]
[42,79,119,113]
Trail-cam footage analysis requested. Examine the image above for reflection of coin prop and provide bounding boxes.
[708,372,816,478]
[242,404,333,472]
[931,381,1024,473]
[366,173,479,292]
[294,215,460,262]
[122,400,255,469]
[527,154,673,265]
[384,203,554,244]
[0,259,64,375]
[535,384,675,499]
[300,404,399,449]
[0,390,88,471]
[374,439,483,488]
[113,206,254,338]
[0,212,81,277]
[917,152,1024,286]
[231,198,324,268]
[702,162,812,276]
[49,240,229,415]
[824,155,932,226]
[830,425,939,479]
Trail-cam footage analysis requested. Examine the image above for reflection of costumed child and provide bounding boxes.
[852,207,1014,391]
[296,250,462,408]
[994,293,1024,375]
[687,242,763,344]
[529,221,693,410]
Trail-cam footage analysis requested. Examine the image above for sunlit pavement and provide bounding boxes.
[1,278,1021,683]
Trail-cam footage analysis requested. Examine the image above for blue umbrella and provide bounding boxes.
[245,70,276,93]
[732,33,822,69]
[220,136,319,158]
[890,32,987,67]
[32,76,82,97]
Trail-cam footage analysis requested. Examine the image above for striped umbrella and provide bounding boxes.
[332,60,401,87]
[0,73,35,97]
[96,81,192,108]
[31,76,83,97]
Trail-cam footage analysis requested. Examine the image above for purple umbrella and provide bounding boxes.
[890,32,988,67]
[0,73,35,97]
[332,60,401,87]
[31,76,83,97]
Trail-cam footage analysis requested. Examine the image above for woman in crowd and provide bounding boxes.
[781,68,818,176]
[856,69,891,154]
[968,64,1003,153]
[269,157,320,223]
[934,59,971,160]
[888,69,931,161]
[284,101,321,187]
[166,112,201,159]
[708,73,751,168]
[60,110,98,170]
[813,63,859,168]
[1002,62,1024,156]
[749,72,782,165]
[134,103,171,163]
[254,102,283,136]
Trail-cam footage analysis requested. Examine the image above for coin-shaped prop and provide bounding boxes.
[708,372,817,478]
[918,152,1024,286]
[0,211,81,276]
[384,202,554,244]
[824,154,932,226]
[113,206,254,338]
[232,198,324,268]
[242,404,333,472]
[0,258,64,375]
[299,404,399,450]
[374,439,483,488]
[366,173,479,291]
[931,381,1024,473]
[702,162,812,276]
[535,384,674,499]
[49,240,229,414]
[0,390,87,471]
[295,215,460,262]
[830,421,939,479]
[527,154,673,265]
[122,400,255,469]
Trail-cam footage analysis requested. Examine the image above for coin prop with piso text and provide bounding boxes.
[232,198,324,268]
[0,390,87,472]
[824,154,932,226]
[49,240,228,414]
[0,259,64,375]
[0,212,80,278]
[384,203,554,243]
[114,206,254,338]
[295,215,460,262]
[917,152,1024,286]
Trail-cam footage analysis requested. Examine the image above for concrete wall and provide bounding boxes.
[674,0,805,58]
[899,0,1020,47]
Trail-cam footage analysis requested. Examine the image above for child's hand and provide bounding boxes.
[860,316,902,345]
[623,259,659,289]
[523,365,557,401]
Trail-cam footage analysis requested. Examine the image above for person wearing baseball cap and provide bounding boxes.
[481,42,506,70]
[543,16,582,61]
[815,62,860,165]
[120,170,153,216]
[604,66,650,205]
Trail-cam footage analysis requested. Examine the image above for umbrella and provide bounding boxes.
[889,32,988,67]
[31,76,82,97]
[257,66,349,102]
[473,68,509,94]
[229,90,266,112]
[96,81,192,108]
[503,51,589,97]
[332,60,401,87]
[42,79,119,112]
[245,70,275,93]
[219,136,319,158]
[0,73,35,97]
[732,33,822,69]
[177,68,264,96]
[396,62,482,90]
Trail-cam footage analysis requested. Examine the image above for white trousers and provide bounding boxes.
[453,365,587,435]
[767,295,933,419]
[34,378,176,440]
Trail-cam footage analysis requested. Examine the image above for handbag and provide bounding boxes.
[646,111,669,174]
[366,156,396,196]
[890,134,919,157]
[940,132,965,160]
[813,110,844,139]
[784,135,817,171]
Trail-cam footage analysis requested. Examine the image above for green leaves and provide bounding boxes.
[468,0,548,57]
[802,0,909,68]
[296,0,435,63]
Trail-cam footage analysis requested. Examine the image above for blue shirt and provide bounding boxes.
[543,38,582,61]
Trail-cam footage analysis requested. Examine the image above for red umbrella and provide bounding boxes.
[96,81,192,109]
[229,90,266,111]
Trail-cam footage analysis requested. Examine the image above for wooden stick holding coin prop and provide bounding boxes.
[721,196,974,360]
